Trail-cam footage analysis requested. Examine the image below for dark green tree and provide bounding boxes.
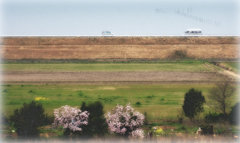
[10,101,50,138]
[80,101,108,137]
[182,88,205,120]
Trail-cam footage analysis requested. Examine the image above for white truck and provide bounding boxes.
[185,28,202,35]
[101,31,113,36]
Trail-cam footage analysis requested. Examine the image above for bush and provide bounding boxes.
[182,88,205,120]
[169,50,188,59]
[78,91,84,97]
[9,101,50,138]
[200,124,214,135]
[80,101,108,137]
[204,112,225,123]
[135,102,141,106]
[229,103,240,125]
[28,90,34,93]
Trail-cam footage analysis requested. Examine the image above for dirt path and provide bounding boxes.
[219,70,240,80]
[3,71,225,84]
[208,62,240,80]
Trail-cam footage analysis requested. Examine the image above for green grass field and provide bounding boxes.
[221,62,239,73]
[2,61,218,72]
[2,61,239,137]
[2,83,238,122]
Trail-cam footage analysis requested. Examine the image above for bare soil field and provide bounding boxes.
[1,36,239,60]
[3,71,226,84]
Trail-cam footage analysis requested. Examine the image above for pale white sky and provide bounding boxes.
[1,0,239,36]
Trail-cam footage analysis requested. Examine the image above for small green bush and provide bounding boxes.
[80,101,108,137]
[135,102,141,106]
[9,101,50,138]
[146,95,155,99]
[169,50,188,59]
[28,90,34,93]
[200,124,214,135]
[78,91,84,97]
[204,112,225,123]
[177,115,183,124]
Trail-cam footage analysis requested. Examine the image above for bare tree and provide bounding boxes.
[209,79,236,116]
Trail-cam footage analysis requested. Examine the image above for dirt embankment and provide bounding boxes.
[0,36,239,60]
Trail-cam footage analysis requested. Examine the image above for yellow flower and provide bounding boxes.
[155,128,164,134]
[35,97,48,101]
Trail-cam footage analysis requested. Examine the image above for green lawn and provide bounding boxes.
[2,62,217,72]
[2,83,238,121]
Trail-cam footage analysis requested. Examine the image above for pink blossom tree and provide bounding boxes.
[106,104,145,138]
[53,105,89,135]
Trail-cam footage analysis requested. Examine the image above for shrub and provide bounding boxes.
[229,103,240,125]
[169,50,188,59]
[53,105,89,136]
[135,102,141,106]
[80,101,108,137]
[106,104,145,138]
[200,124,214,135]
[28,90,34,93]
[78,91,84,97]
[9,101,49,138]
[204,112,225,123]
[182,88,205,120]
[154,127,165,136]
[177,115,183,124]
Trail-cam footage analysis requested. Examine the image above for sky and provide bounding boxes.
[1,0,239,36]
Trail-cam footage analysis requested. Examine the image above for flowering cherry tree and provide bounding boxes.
[106,104,145,138]
[53,105,89,132]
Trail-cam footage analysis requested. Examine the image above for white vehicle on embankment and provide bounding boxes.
[185,28,202,36]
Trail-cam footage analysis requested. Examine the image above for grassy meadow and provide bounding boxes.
[2,61,219,72]
[2,61,238,122]
[2,83,238,122]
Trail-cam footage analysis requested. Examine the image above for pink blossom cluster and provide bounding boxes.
[130,129,145,139]
[106,104,145,138]
[53,105,89,132]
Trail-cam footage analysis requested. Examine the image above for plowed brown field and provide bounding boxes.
[3,71,226,84]
[1,36,239,60]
